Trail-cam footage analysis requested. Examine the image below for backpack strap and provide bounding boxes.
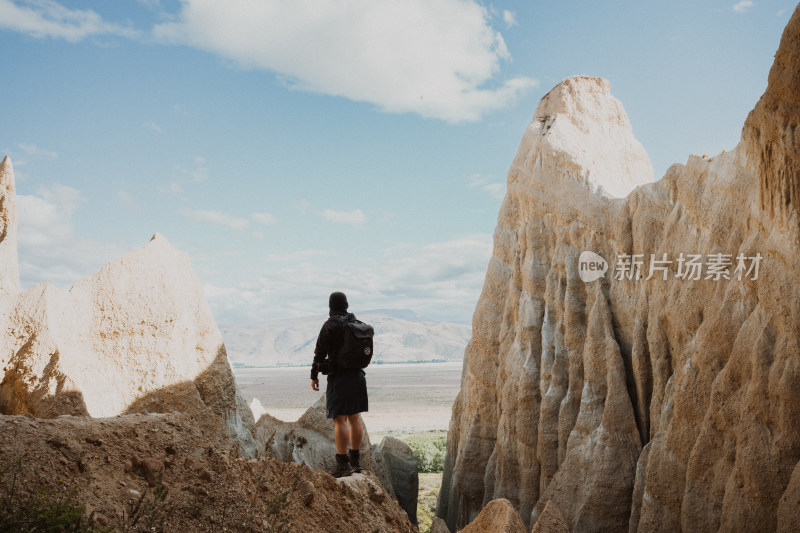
[330,314,355,325]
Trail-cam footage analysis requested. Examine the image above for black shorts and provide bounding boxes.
[326,369,368,419]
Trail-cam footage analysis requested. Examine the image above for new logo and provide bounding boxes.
[578,251,608,282]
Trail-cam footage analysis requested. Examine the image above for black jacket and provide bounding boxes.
[310,311,355,380]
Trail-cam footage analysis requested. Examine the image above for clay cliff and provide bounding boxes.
[438,6,800,533]
[0,157,19,295]
[0,156,256,456]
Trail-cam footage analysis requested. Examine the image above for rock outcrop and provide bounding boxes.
[438,6,800,533]
[460,498,527,533]
[379,436,420,525]
[0,161,255,455]
[0,412,416,532]
[0,156,19,295]
[742,5,800,225]
[254,396,422,525]
[255,398,395,489]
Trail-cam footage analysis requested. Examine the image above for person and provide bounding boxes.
[310,291,369,478]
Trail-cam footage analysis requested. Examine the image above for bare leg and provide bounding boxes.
[333,415,349,454]
[348,414,363,451]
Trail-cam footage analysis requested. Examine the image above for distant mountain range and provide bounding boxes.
[220,310,471,368]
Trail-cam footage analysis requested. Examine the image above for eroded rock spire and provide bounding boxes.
[0,156,20,295]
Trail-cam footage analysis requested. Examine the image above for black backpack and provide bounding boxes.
[332,315,374,369]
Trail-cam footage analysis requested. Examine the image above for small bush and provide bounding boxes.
[120,476,173,533]
[264,489,291,533]
[403,433,447,474]
[0,455,110,533]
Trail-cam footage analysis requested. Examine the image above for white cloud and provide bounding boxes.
[118,190,140,210]
[157,181,183,195]
[296,200,312,215]
[733,0,755,13]
[503,10,518,29]
[180,208,278,230]
[152,0,536,123]
[143,121,163,134]
[17,142,57,159]
[0,0,138,42]
[321,208,366,228]
[483,183,505,199]
[5,143,57,174]
[174,156,208,183]
[158,156,208,195]
[18,184,79,246]
[204,234,493,323]
[263,250,324,263]
[17,185,127,288]
[467,173,506,200]
[251,212,277,226]
[180,208,250,230]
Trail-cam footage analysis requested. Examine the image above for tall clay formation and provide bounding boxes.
[0,175,257,455]
[0,156,19,295]
[742,4,800,227]
[438,6,800,533]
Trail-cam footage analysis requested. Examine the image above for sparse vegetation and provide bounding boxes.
[402,432,447,474]
[264,488,291,533]
[0,454,110,533]
[120,476,173,533]
[416,473,442,533]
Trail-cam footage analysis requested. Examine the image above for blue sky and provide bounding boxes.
[0,0,795,324]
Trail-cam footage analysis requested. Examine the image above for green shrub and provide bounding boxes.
[403,433,447,474]
[416,473,441,533]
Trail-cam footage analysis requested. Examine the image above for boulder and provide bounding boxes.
[379,436,419,525]
[430,516,451,533]
[460,498,526,533]
[438,6,800,532]
[254,395,396,498]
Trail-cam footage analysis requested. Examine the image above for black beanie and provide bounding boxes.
[329,291,348,312]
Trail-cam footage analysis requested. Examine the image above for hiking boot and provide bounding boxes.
[333,453,353,478]
[348,449,363,474]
